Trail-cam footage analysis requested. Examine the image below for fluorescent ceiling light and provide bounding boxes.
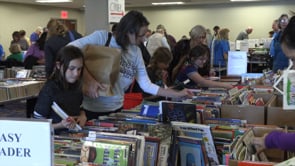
[230,0,261,1]
[35,0,72,3]
[152,2,184,5]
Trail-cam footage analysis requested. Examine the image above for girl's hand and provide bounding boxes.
[73,112,87,127]
[61,117,76,129]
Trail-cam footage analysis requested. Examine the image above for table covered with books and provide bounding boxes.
[51,73,295,166]
[2,68,295,166]
[0,65,46,104]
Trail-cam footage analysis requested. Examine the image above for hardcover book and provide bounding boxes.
[171,121,220,165]
[143,137,161,166]
[159,101,197,123]
[80,141,130,166]
[177,136,208,166]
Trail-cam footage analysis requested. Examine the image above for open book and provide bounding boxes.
[51,102,82,131]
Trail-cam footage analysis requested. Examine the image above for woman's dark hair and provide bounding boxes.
[12,31,20,40]
[280,15,295,50]
[50,46,84,90]
[188,44,209,63]
[36,32,47,50]
[115,10,149,51]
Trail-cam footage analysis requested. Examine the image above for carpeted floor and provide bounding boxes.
[0,100,27,118]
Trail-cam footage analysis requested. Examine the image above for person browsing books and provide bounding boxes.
[144,47,173,102]
[252,15,295,152]
[68,10,192,120]
[33,46,86,134]
[174,44,233,89]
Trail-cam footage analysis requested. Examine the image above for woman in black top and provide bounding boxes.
[45,19,82,78]
[33,46,86,133]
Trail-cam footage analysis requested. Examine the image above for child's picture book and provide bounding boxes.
[171,121,220,165]
[177,136,208,166]
[159,101,197,123]
[80,140,130,165]
[283,70,295,110]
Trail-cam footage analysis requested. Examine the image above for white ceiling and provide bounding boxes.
[0,0,283,10]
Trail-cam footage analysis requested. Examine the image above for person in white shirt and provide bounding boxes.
[146,24,171,56]
[68,10,192,120]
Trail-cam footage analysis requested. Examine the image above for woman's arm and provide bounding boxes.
[265,131,295,152]
[68,30,109,48]
[157,87,192,99]
[252,131,295,152]
[188,71,232,89]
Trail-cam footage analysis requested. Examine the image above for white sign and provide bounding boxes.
[227,51,248,76]
[0,118,53,166]
[108,0,125,23]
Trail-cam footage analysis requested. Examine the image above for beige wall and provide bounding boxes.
[0,1,294,57]
[0,2,84,57]
[137,1,295,42]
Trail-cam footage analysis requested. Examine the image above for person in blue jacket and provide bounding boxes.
[271,14,290,73]
[213,28,230,69]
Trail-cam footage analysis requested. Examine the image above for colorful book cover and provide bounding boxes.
[179,141,204,166]
[80,141,130,166]
[140,103,160,118]
[171,121,220,165]
[160,101,197,123]
[177,136,208,166]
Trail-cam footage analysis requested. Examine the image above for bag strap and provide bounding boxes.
[105,32,112,47]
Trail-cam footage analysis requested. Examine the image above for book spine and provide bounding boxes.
[157,143,169,166]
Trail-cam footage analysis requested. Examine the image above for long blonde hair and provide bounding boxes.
[217,28,230,40]
[46,19,68,39]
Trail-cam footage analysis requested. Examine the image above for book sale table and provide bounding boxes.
[2,73,295,166]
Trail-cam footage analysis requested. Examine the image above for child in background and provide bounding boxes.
[33,45,87,134]
[144,47,173,101]
[175,44,233,89]
[7,43,23,62]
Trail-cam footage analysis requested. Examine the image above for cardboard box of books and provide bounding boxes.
[0,87,8,102]
[229,126,285,166]
[221,93,273,124]
[267,95,295,127]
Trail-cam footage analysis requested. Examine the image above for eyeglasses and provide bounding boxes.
[281,18,289,23]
